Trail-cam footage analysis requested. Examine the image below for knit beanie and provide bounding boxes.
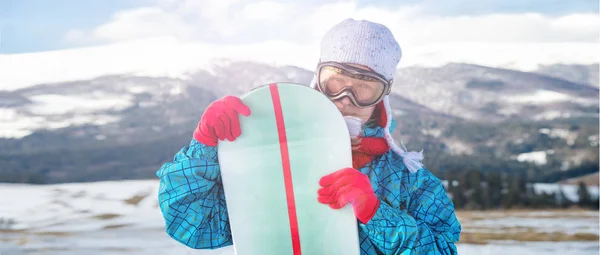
[310,18,424,173]
[319,18,401,81]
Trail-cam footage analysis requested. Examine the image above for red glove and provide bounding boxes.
[193,95,251,146]
[317,168,380,224]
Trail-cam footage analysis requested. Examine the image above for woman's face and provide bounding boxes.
[329,63,377,124]
[333,95,376,124]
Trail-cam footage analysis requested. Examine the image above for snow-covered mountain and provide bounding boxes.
[2,61,597,139]
[0,61,597,184]
[0,62,313,140]
[535,63,599,87]
[394,63,599,122]
[2,37,598,92]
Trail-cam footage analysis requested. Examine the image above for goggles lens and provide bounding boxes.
[317,63,390,107]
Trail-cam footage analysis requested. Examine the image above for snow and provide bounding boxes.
[0,91,131,138]
[25,94,134,115]
[469,217,598,235]
[3,238,597,255]
[518,210,598,218]
[1,37,598,92]
[1,180,598,254]
[139,101,158,108]
[561,161,572,171]
[0,107,121,139]
[400,42,599,72]
[169,84,184,95]
[0,37,319,92]
[0,180,161,231]
[515,151,548,165]
[498,106,521,117]
[589,135,599,147]
[533,110,569,120]
[458,241,599,255]
[127,85,151,94]
[539,128,578,146]
[534,183,600,202]
[0,108,45,138]
[421,128,442,138]
[445,138,475,155]
[504,90,572,104]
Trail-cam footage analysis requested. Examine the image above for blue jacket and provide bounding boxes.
[156,118,461,254]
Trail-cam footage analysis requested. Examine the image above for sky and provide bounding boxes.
[1,0,598,53]
[0,0,598,90]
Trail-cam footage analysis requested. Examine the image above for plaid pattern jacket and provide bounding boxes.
[156,119,461,254]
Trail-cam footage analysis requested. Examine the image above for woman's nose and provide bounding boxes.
[339,96,352,106]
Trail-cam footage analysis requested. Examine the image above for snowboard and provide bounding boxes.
[217,82,361,255]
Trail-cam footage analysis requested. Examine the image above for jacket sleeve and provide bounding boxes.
[359,166,461,255]
[156,139,232,249]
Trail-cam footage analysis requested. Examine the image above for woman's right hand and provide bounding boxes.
[193,95,251,146]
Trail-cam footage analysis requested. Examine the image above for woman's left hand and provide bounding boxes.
[317,167,380,224]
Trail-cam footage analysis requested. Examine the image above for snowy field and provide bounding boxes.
[1,180,598,255]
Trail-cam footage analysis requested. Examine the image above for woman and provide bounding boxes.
[156,18,461,254]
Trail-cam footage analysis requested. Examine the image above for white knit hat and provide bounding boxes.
[310,18,424,173]
[319,18,401,81]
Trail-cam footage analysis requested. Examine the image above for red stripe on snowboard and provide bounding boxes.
[269,83,302,255]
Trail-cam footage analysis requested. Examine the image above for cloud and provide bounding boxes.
[410,0,598,16]
[0,37,321,91]
[65,7,196,44]
[3,0,597,91]
[65,0,599,46]
[241,1,287,21]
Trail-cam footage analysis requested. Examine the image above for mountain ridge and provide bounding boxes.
[0,61,597,184]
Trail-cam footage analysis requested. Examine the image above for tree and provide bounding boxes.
[591,197,600,210]
[577,181,592,208]
[448,173,466,209]
[479,173,491,210]
[544,191,559,208]
[503,175,524,209]
[463,170,489,210]
[486,172,503,209]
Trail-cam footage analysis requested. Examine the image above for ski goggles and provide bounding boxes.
[315,62,392,108]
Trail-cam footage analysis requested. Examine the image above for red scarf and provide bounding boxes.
[351,102,390,169]
[352,137,390,169]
